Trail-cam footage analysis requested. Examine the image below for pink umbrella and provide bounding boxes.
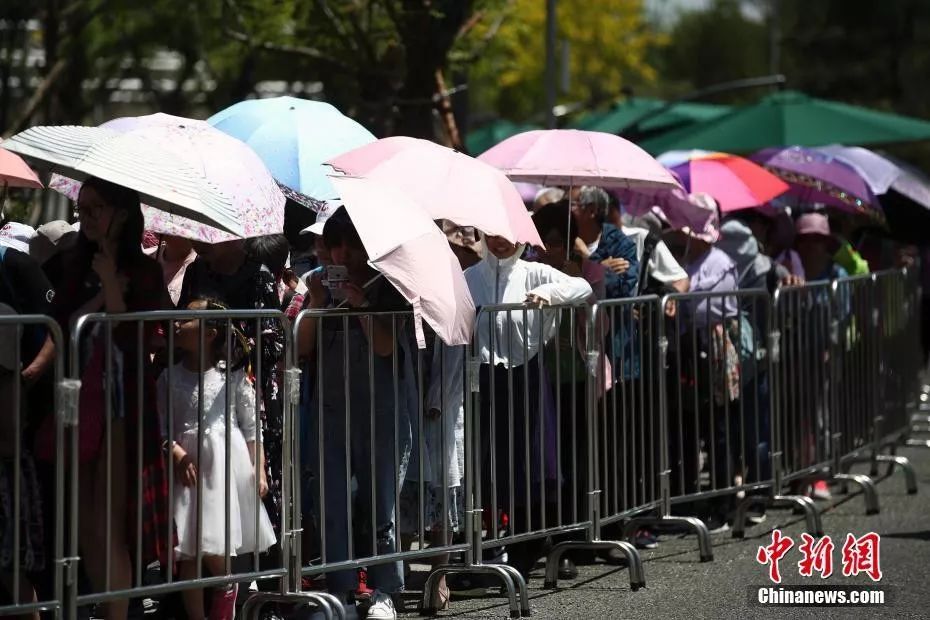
[0,147,43,189]
[477,129,681,189]
[329,175,475,347]
[328,137,543,247]
[49,113,284,243]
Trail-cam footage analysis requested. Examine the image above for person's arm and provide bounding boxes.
[526,262,593,306]
[4,250,58,380]
[22,335,55,385]
[235,369,268,497]
[297,271,327,360]
[670,278,690,293]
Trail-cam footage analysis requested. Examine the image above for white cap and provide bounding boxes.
[301,200,342,236]
[0,222,37,254]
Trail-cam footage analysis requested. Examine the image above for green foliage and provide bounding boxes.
[466,0,666,121]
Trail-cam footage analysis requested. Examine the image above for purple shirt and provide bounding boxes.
[685,246,739,325]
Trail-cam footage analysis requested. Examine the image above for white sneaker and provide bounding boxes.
[366,591,397,620]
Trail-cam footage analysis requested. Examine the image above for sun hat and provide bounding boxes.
[301,200,342,236]
[30,220,78,265]
[0,222,37,254]
[679,192,720,244]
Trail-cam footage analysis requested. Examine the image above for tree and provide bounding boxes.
[464,0,666,122]
[1,1,509,144]
[659,0,768,98]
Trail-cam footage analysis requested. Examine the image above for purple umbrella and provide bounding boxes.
[751,146,882,221]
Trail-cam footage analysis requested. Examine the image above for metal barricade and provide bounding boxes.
[289,308,478,617]
[0,314,66,618]
[854,271,919,491]
[643,289,823,541]
[582,296,713,562]
[62,308,293,618]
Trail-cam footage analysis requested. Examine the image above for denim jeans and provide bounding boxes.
[305,321,412,594]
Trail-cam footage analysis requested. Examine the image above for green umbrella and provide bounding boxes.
[572,97,730,134]
[465,119,541,155]
[639,89,930,155]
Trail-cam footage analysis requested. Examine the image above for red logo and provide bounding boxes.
[841,532,882,582]
[757,529,794,584]
[797,533,834,579]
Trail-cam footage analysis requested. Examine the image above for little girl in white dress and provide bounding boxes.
[157,298,276,619]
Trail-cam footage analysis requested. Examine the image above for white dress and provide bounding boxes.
[157,364,277,559]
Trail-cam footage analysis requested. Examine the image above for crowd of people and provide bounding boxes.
[0,173,924,620]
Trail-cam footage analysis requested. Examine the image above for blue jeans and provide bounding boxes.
[305,322,411,594]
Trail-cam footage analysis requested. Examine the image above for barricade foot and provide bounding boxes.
[622,516,713,563]
[731,496,771,539]
[771,496,823,537]
[906,437,930,448]
[875,454,918,494]
[242,591,341,620]
[419,564,525,619]
[543,540,645,591]
[833,473,880,515]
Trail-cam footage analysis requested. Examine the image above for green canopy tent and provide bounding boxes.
[465,119,541,155]
[639,90,930,155]
[572,96,730,136]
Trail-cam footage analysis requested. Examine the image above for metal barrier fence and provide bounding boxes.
[0,315,66,618]
[3,270,926,619]
[63,308,294,618]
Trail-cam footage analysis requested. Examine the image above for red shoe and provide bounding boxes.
[355,568,374,602]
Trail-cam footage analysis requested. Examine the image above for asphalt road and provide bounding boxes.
[399,445,930,619]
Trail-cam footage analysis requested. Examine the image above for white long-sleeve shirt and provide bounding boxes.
[464,249,592,367]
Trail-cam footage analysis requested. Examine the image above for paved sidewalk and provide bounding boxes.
[400,445,930,619]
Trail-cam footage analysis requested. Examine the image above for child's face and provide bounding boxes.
[174,302,215,355]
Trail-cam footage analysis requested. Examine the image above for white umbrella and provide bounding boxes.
[2,125,250,236]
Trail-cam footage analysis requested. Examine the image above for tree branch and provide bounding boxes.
[223,28,354,71]
[5,57,68,137]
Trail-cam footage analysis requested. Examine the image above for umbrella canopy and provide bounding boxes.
[615,184,715,233]
[572,97,730,135]
[657,150,789,212]
[640,90,930,155]
[0,147,42,189]
[818,146,930,243]
[328,136,543,247]
[751,146,880,219]
[208,96,376,204]
[817,145,930,209]
[45,114,285,243]
[465,119,541,156]
[3,124,264,237]
[478,129,681,189]
[329,175,475,347]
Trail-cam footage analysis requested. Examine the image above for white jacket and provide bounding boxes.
[465,248,592,367]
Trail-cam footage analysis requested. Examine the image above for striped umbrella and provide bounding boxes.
[7,116,285,242]
[658,150,790,212]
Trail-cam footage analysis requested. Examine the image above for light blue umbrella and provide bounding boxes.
[208,96,376,204]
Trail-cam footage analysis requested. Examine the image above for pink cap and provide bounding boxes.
[795,212,832,238]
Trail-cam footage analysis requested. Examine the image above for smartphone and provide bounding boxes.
[323,264,349,299]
